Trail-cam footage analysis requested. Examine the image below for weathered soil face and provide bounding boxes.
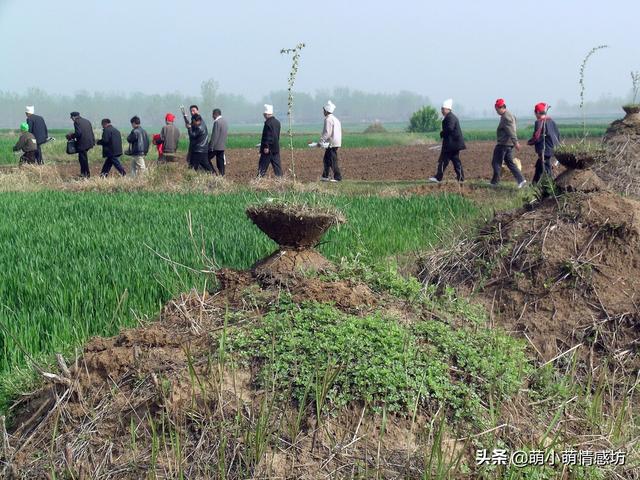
[595,113,640,197]
[555,168,606,193]
[246,204,344,249]
[420,190,640,372]
[555,151,602,170]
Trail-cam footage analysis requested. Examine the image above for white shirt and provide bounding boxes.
[320,114,342,148]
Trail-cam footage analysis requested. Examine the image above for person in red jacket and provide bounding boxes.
[527,102,561,184]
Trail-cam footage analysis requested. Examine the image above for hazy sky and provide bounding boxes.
[0,0,637,114]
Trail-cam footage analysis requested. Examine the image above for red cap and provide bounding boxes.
[495,98,506,108]
[534,102,547,114]
[165,113,175,122]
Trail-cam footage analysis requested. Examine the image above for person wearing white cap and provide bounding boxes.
[315,100,343,182]
[258,104,282,177]
[429,99,466,183]
[25,105,49,165]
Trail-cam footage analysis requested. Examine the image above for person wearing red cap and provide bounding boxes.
[160,113,181,162]
[527,103,561,184]
[491,99,526,188]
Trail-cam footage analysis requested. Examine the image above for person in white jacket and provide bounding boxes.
[316,100,342,182]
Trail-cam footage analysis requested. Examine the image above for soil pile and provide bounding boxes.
[419,190,640,371]
[246,203,345,279]
[595,111,640,196]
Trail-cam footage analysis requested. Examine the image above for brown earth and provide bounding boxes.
[596,112,640,197]
[12,141,545,184]
[419,190,640,373]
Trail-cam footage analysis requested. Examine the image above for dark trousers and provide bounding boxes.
[19,151,37,164]
[35,144,43,165]
[435,150,464,182]
[209,150,226,176]
[78,150,90,178]
[322,147,342,181]
[190,152,214,173]
[491,145,523,185]
[258,152,282,177]
[100,156,126,177]
[532,154,553,184]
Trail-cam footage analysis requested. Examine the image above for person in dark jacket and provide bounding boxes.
[188,114,214,173]
[25,106,48,165]
[527,102,561,184]
[491,99,526,188]
[429,99,466,183]
[208,108,229,175]
[126,116,149,177]
[182,105,200,166]
[258,104,282,177]
[96,119,126,177]
[13,122,38,164]
[66,112,95,178]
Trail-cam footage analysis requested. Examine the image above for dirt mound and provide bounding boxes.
[252,248,334,278]
[594,113,640,197]
[2,260,387,479]
[419,190,640,371]
[246,204,345,249]
[555,168,606,193]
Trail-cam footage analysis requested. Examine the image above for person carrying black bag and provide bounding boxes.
[66,112,95,178]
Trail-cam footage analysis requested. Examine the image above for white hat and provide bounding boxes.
[442,99,453,110]
[263,104,274,115]
[324,100,336,114]
[25,105,35,114]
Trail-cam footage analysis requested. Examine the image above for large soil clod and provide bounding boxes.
[419,190,640,371]
[246,203,345,250]
[554,168,606,193]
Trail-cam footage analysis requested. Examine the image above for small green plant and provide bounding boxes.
[229,294,530,418]
[280,42,306,180]
[578,45,609,137]
[408,105,439,133]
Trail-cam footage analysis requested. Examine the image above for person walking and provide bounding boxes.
[181,105,199,166]
[208,108,229,176]
[159,113,181,162]
[13,122,38,164]
[429,99,466,183]
[258,104,282,177]
[25,106,48,165]
[491,99,526,188]
[126,116,149,177]
[314,100,343,182]
[188,114,214,173]
[66,112,95,178]
[527,102,561,184]
[96,119,126,177]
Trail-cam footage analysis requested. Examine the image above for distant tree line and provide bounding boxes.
[0,81,431,129]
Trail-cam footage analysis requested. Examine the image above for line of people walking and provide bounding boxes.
[12,98,558,186]
[10,101,343,181]
[429,98,561,187]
